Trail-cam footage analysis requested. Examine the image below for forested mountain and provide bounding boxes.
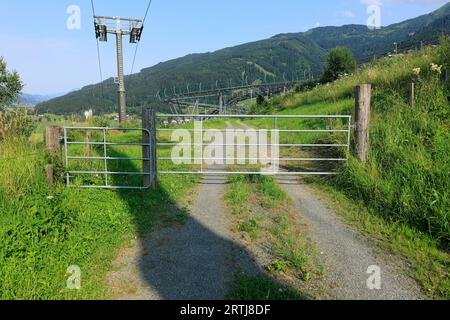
[36,3,450,115]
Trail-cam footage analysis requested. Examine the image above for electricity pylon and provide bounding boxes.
[94,16,144,123]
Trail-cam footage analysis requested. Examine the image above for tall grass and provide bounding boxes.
[335,76,449,243]
[0,125,199,299]
[282,36,450,110]
[275,37,450,244]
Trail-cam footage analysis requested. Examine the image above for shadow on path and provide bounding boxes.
[104,148,310,300]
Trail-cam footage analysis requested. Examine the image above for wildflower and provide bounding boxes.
[430,63,442,74]
[412,67,421,76]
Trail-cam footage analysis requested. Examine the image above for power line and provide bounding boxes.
[143,0,153,24]
[90,0,96,17]
[127,0,154,113]
[90,0,106,109]
[130,0,153,76]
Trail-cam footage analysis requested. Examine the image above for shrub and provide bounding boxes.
[321,47,357,83]
[0,109,35,141]
[0,57,23,109]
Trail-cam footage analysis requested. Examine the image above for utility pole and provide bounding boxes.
[94,16,144,123]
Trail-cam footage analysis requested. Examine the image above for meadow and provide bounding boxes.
[243,36,449,298]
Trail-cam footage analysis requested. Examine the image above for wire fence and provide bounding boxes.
[358,38,441,65]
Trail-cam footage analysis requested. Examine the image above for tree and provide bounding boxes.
[0,57,23,110]
[322,47,356,83]
[256,94,265,107]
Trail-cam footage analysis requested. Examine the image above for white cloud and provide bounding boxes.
[360,0,449,6]
[343,10,356,17]
[361,0,382,6]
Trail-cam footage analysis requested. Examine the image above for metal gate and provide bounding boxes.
[156,114,352,176]
[62,114,352,189]
[63,127,151,189]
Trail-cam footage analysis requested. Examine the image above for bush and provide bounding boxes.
[294,80,321,93]
[0,57,23,109]
[335,76,449,244]
[321,47,356,83]
[0,109,35,141]
[91,116,111,128]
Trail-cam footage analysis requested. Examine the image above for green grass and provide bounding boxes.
[249,37,450,299]
[225,175,322,299]
[0,126,199,299]
[306,180,450,299]
[227,275,309,300]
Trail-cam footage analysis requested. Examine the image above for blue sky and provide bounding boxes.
[0,0,448,94]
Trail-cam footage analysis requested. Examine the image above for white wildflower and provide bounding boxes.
[430,63,442,74]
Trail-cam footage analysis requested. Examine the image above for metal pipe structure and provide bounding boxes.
[63,127,151,189]
[94,15,144,123]
[155,114,352,176]
[115,30,126,123]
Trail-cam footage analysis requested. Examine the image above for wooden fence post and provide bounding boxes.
[45,126,61,184]
[46,164,54,185]
[354,84,371,163]
[408,82,415,108]
[441,69,448,88]
[85,131,92,157]
[143,107,157,190]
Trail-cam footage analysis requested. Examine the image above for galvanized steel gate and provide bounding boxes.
[63,127,152,189]
[63,114,352,189]
[156,114,352,176]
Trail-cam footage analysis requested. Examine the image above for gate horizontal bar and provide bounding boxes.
[157,143,348,147]
[68,171,150,176]
[157,129,349,133]
[159,171,338,175]
[67,156,150,161]
[64,127,150,132]
[67,142,150,146]
[73,185,150,190]
[158,157,348,161]
[157,114,351,119]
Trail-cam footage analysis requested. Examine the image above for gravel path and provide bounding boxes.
[277,176,425,300]
[108,120,424,300]
[235,119,424,300]
[108,123,262,300]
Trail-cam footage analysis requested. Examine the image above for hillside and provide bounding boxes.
[244,36,449,298]
[36,3,450,116]
[18,93,57,107]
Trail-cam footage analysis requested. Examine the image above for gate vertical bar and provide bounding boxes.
[347,116,352,153]
[150,108,157,190]
[143,108,150,188]
[103,129,109,187]
[143,107,157,189]
[64,128,70,186]
[273,115,278,174]
[200,115,204,174]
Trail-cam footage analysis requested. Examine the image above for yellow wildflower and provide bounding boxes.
[430,63,442,74]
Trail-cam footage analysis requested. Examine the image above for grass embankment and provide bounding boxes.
[0,121,199,299]
[225,175,323,300]
[250,38,449,299]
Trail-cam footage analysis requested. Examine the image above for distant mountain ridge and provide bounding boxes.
[18,93,54,107]
[36,3,450,115]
